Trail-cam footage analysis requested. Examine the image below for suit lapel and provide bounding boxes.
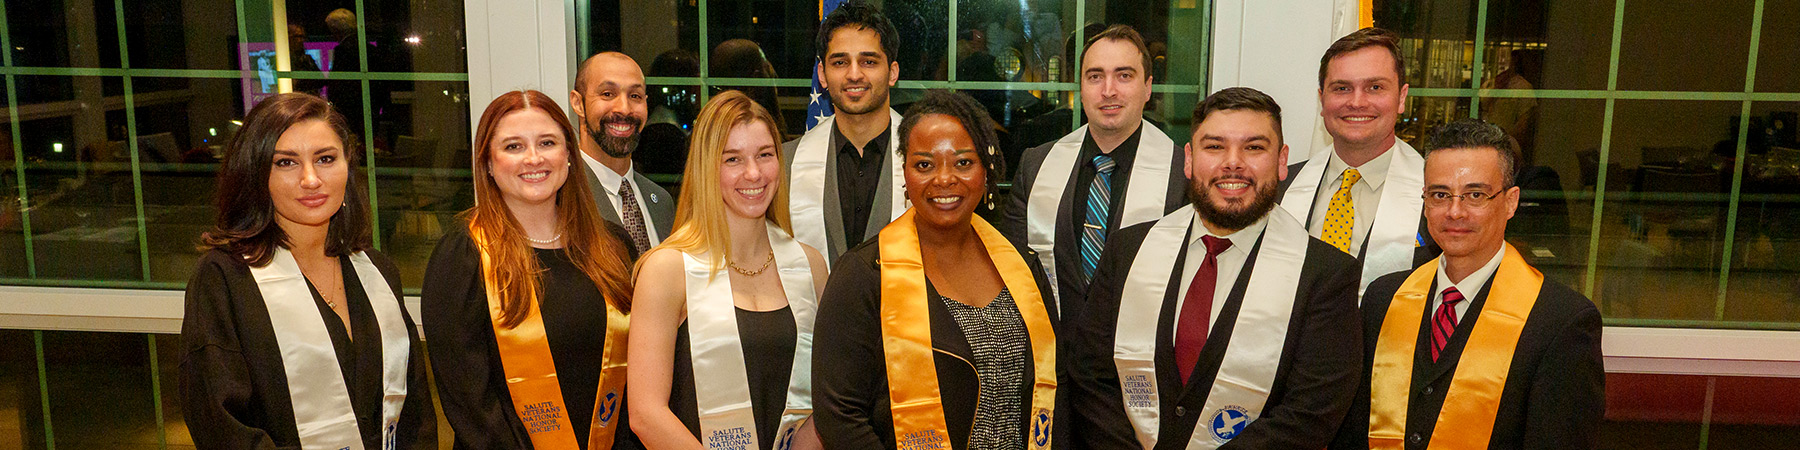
[589,167,622,225]
[631,171,675,239]
[1054,159,1082,296]
[1152,227,1194,408]
[822,136,848,257]
[866,147,894,242]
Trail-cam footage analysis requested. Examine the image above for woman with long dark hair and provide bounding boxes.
[626,91,829,450]
[812,91,1060,450]
[422,90,641,449]
[180,92,435,449]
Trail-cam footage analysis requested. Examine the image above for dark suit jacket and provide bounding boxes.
[999,135,1188,325]
[812,237,1061,450]
[587,165,675,246]
[1278,161,1441,274]
[1328,269,1604,450]
[1064,218,1364,449]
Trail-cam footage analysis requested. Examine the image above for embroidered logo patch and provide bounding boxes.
[1209,405,1251,442]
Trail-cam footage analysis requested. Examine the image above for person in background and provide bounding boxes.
[422,90,643,449]
[813,91,1059,450]
[628,91,830,450]
[181,92,435,449]
[572,52,678,257]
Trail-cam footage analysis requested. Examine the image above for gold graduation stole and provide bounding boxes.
[877,210,1058,450]
[472,228,629,450]
[1369,244,1543,450]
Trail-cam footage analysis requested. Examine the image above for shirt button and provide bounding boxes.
[1175,406,1186,417]
[1409,433,1422,444]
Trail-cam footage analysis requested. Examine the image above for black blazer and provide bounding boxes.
[1000,137,1187,325]
[1278,161,1440,271]
[812,237,1061,450]
[1064,218,1364,449]
[1329,270,1604,450]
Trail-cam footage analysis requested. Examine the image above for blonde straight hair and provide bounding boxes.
[648,90,791,271]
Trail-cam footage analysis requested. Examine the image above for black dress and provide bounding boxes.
[668,307,798,450]
[179,248,436,449]
[421,226,643,450]
[811,239,1060,450]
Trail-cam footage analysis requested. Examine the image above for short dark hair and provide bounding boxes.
[815,1,899,63]
[897,91,1007,208]
[1192,87,1285,144]
[1318,27,1406,87]
[1084,25,1151,76]
[1424,118,1520,187]
[201,93,371,267]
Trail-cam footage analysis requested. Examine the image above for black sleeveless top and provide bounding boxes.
[670,306,798,450]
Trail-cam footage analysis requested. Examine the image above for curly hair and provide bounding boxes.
[896,90,1006,208]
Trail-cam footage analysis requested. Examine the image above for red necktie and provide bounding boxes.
[1431,287,1466,362]
[1175,235,1232,385]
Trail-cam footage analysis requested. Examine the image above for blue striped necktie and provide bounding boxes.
[1079,154,1117,283]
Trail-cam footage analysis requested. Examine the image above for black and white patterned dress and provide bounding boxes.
[938,288,1030,450]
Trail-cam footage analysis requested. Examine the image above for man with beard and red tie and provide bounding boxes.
[1330,119,1602,450]
[571,52,677,256]
[1064,87,1361,449]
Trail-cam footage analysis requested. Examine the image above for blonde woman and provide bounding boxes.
[422,90,641,449]
[628,91,830,450]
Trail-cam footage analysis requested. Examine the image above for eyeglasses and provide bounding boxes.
[1422,188,1509,208]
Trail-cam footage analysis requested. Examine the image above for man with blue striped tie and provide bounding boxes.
[1000,25,1188,325]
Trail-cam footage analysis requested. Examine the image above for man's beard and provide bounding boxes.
[829,84,888,115]
[586,112,641,158]
[1188,175,1279,231]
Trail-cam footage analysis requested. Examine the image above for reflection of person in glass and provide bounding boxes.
[1279,27,1439,295]
[571,52,677,256]
[1000,25,1188,326]
[1332,119,1603,450]
[711,39,788,137]
[627,91,830,450]
[1065,87,1361,449]
[255,52,277,93]
[782,1,905,265]
[421,90,643,449]
[324,8,364,134]
[180,93,436,449]
[813,91,1059,450]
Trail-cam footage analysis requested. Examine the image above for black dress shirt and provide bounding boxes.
[1069,127,1144,243]
[835,125,891,242]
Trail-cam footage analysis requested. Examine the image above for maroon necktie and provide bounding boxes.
[1175,235,1232,385]
[1431,286,1467,362]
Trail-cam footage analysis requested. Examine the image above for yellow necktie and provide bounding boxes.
[1322,168,1361,253]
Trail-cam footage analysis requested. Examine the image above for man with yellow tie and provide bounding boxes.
[1329,119,1603,450]
[1279,27,1439,295]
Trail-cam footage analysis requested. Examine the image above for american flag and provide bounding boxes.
[805,0,847,130]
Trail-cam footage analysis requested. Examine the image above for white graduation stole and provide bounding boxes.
[685,223,820,450]
[1112,208,1307,449]
[1279,140,1425,296]
[1025,121,1176,310]
[250,248,409,450]
[788,110,907,264]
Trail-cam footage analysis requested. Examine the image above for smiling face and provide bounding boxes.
[1184,109,1289,232]
[485,108,571,211]
[719,121,781,221]
[1080,38,1152,139]
[268,119,349,234]
[902,114,986,231]
[1319,46,1408,153]
[1423,147,1519,263]
[572,53,648,159]
[818,26,898,116]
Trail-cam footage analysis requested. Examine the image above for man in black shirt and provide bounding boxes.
[782,1,906,264]
[1000,25,1187,323]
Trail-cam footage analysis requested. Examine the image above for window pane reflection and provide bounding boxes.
[18,76,146,282]
[43,331,159,447]
[1375,0,1477,89]
[1724,101,1800,324]
[1616,0,1753,93]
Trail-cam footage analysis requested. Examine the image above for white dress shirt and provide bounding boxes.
[581,152,662,245]
[1432,247,1506,323]
[1306,143,1396,256]
[1171,214,1269,345]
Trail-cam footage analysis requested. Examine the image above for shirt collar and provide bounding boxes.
[1436,246,1507,299]
[582,152,632,194]
[1326,140,1397,190]
[1084,125,1144,169]
[832,122,892,157]
[1187,210,1269,260]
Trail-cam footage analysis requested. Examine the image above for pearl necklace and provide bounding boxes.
[526,233,563,245]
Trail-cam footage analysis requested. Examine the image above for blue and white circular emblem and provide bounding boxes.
[1208,405,1251,442]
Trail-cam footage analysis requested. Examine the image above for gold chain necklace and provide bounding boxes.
[727,252,776,276]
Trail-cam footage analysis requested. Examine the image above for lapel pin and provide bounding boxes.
[650,193,659,203]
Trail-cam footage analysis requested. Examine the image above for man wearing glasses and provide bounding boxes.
[1331,119,1603,450]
